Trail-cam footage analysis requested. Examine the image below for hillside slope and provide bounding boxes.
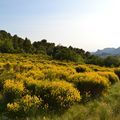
[0,54,119,119]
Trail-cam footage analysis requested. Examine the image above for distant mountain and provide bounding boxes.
[93,47,120,56]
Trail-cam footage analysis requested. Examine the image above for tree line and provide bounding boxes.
[0,30,120,67]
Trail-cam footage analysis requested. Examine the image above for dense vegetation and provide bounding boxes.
[0,30,120,119]
[0,30,90,63]
[1,30,120,67]
[0,54,119,119]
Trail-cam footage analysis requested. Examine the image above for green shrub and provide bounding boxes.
[98,72,119,84]
[35,80,81,111]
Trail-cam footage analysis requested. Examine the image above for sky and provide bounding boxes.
[1,0,120,52]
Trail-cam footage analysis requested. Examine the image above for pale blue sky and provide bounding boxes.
[1,0,120,51]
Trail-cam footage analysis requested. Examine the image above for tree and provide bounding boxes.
[86,55,104,66]
[0,38,14,53]
[52,46,84,63]
[104,56,120,67]
[23,38,32,53]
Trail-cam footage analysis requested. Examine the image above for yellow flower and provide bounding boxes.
[7,102,20,112]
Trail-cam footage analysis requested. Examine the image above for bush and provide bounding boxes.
[43,69,70,80]
[3,80,25,102]
[24,78,41,94]
[98,72,119,84]
[35,80,81,111]
[7,95,42,117]
[25,70,45,80]
[68,72,110,97]
[75,65,92,73]
[114,68,120,79]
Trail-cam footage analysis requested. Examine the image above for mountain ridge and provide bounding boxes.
[93,47,120,56]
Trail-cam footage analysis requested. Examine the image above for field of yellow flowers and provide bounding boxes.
[0,53,119,119]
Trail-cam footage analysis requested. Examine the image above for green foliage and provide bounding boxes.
[104,56,120,67]
[0,30,87,63]
[86,55,104,66]
[52,45,84,62]
[23,38,33,53]
[0,38,14,53]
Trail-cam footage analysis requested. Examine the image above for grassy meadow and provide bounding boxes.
[0,53,119,120]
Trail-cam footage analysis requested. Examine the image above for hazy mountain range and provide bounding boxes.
[93,47,120,56]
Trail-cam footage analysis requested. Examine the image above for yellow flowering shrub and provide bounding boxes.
[98,72,119,84]
[15,73,26,80]
[43,67,74,80]
[24,78,41,94]
[19,63,33,73]
[75,65,92,73]
[3,80,25,102]
[7,95,42,117]
[0,54,117,118]
[114,68,120,79]
[35,80,80,111]
[25,70,45,80]
[68,72,110,96]
[19,95,42,113]
[88,64,113,72]
[7,102,20,112]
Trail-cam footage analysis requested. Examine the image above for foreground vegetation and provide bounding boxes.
[0,54,119,119]
[26,82,120,120]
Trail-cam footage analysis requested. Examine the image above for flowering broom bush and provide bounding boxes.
[35,80,81,111]
[75,65,92,73]
[114,68,120,79]
[7,94,42,117]
[98,72,119,84]
[68,72,110,97]
[3,80,25,102]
